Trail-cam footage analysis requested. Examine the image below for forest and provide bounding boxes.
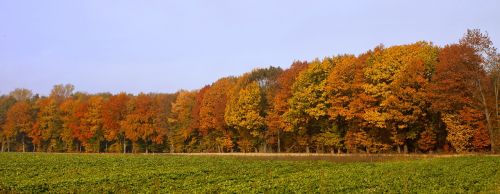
[1,29,499,154]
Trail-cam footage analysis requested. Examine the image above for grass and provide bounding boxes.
[0,153,499,193]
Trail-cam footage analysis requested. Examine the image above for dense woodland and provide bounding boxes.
[1,29,499,154]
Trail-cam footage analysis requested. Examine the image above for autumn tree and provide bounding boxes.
[169,90,196,152]
[59,98,76,151]
[324,55,362,153]
[32,84,75,151]
[152,93,176,152]
[9,88,33,101]
[284,58,332,152]
[225,81,265,152]
[362,42,439,153]
[417,127,437,153]
[147,94,170,153]
[266,61,308,152]
[459,29,498,152]
[199,77,237,152]
[186,86,210,152]
[246,67,282,152]
[35,97,63,151]
[0,96,16,152]
[102,93,130,153]
[429,44,489,152]
[312,126,342,154]
[1,30,499,154]
[80,96,104,152]
[50,84,75,103]
[59,96,85,152]
[122,94,168,153]
[3,101,33,152]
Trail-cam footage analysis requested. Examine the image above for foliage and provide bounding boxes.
[1,29,499,154]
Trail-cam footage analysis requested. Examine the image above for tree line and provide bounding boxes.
[1,29,499,154]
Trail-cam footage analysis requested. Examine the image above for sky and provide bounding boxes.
[1,0,499,95]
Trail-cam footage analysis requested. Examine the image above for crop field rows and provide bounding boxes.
[0,153,499,193]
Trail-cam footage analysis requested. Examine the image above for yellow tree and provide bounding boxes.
[36,97,63,152]
[169,90,196,152]
[80,96,104,152]
[362,42,439,153]
[60,97,78,152]
[225,81,265,152]
[284,58,332,152]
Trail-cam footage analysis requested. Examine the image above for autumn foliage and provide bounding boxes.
[1,29,499,153]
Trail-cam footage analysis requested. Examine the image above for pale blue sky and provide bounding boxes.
[1,0,499,95]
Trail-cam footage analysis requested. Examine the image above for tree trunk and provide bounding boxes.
[123,138,127,154]
[494,77,499,152]
[337,148,341,155]
[22,137,25,152]
[277,129,281,153]
[478,79,495,153]
[7,138,10,152]
[306,146,310,153]
[403,144,408,154]
[397,145,401,154]
[495,78,499,126]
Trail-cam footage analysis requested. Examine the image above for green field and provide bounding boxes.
[0,153,499,193]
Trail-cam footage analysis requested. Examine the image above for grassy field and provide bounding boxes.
[0,153,499,193]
